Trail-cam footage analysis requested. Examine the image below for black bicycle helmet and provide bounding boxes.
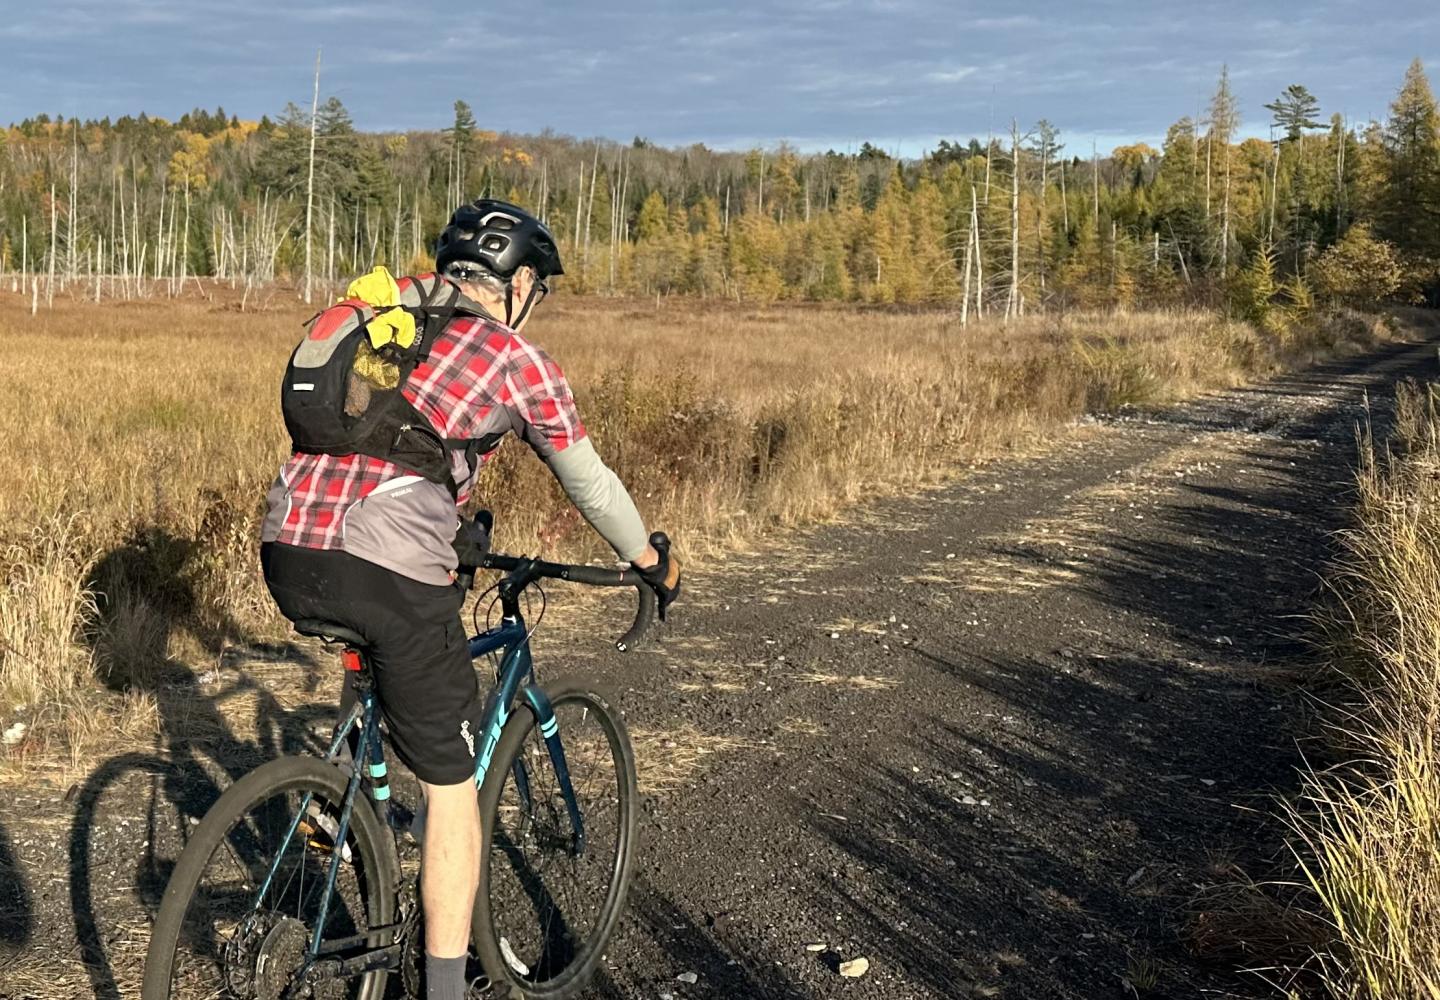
[434,199,565,280]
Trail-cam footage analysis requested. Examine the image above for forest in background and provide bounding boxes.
[1,59,1438,319]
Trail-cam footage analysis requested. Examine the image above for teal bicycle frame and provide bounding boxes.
[249,587,586,978]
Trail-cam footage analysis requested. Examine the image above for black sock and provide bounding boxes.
[426,953,467,1000]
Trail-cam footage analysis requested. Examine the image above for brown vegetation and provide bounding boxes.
[0,287,1396,775]
[1290,381,1440,998]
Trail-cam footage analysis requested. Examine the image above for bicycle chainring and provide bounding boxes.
[398,881,424,998]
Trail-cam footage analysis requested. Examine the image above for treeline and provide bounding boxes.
[1,60,1438,315]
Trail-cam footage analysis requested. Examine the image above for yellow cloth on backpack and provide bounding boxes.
[342,266,417,351]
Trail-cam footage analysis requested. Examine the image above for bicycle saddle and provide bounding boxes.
[293,618,368,647]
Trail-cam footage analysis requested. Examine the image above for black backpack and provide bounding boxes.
[281,273,486,496]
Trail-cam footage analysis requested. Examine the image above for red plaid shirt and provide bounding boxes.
[270,314,586,551]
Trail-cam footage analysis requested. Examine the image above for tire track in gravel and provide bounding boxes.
[2,328,1436,1000]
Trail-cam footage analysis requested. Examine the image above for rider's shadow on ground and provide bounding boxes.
[69,525,332,1000]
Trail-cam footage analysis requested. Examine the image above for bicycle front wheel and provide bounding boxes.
[142,755,398,1000]
[472,679,639,999]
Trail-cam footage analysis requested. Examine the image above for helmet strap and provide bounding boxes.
[507,283,542,330]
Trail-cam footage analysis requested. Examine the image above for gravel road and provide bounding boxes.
[2,329,1436,1000]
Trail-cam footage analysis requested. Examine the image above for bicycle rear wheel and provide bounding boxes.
[141,755,398,1000]
[472,679,639,999]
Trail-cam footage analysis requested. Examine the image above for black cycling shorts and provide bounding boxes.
[261,542,482,786]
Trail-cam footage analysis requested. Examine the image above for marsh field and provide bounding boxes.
[0,283,1428,1000]
[0,286,1392,770]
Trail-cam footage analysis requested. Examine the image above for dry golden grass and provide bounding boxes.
[793,671,900,691]
[1289,381,1440,999]
[0,283,1394,770]
[628,723,762,794]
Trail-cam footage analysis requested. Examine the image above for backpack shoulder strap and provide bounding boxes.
[413,281,463,361]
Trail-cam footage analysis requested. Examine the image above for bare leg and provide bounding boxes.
[420,779,480,957]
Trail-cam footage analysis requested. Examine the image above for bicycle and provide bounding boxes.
[141,518,666,1000]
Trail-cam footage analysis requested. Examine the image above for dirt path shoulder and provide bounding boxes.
[2,326,1437,1000]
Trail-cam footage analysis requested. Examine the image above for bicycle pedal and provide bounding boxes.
[467,974,511,998]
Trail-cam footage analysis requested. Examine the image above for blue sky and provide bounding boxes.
[2,0,1436,154]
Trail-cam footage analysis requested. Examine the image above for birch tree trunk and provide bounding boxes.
[180,174,191,294]
[1220,142,1232,271]
[972,186,984,319]
[1060,160,1069,235]
[960,186,975,326]
[47,183,57,307]
[1007,121,1021,322]
[1335,120,1347,234]
[983,134,992,205]
[1092,142,1100,239]
[573,162,584,262]
[1266,139,1280,244]
[582,144,599,286]
[757,152,765,216]
[393,181,402,268]
[68,123,78,286]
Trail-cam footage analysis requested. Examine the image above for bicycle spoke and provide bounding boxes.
[160,780,380,999]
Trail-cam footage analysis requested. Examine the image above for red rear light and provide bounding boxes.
[342,649,362,672]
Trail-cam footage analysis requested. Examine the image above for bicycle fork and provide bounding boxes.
[517,684,587,856]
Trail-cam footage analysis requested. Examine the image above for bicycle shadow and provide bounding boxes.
[0,816,33,973]
[67,526,333,1000]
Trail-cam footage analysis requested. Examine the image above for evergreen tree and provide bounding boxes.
[1377,59,1440,258]
[1265,85,1323,141]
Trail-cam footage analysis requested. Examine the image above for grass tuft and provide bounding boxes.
[1285,380,1440,999]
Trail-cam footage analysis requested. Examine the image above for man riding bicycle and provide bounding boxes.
[259,199,680,1000]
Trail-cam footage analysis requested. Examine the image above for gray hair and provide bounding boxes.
[445,263,533,299]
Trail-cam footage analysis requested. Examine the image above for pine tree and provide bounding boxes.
[448,100,476,202]
[1265,85,1323,142]
[1378,59,1440,258]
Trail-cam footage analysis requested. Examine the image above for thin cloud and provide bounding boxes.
[972,15,1041,29]
[927,67,978,83]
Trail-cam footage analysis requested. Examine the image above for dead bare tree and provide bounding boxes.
[972,186,984,319]
[1092,141,1100,239]
[68,122,78,288]
[304,48,322,304]
[582,143,599,286]
[47,183,57,307]
[1006,121,1022,321]
[960,185,977,325]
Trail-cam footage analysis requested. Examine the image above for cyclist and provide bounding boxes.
[259,199,681,1000]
